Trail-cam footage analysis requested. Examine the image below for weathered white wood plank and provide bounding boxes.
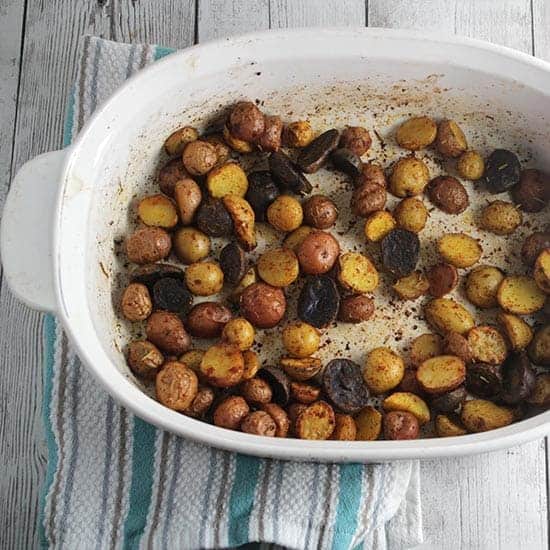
[269,0,366,28]
[532,0,550,61]
[0,2,195,549]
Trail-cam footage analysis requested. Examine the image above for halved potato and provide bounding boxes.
[331,414,358,440]
[179,349,205,373]
[137,194,178,228]
[467,326,508,365]
[527,374,550,408]
[497,275,546,315]
[435,414,467,437]
[410,333,442,367]
[528,325,550,366]
[290,382,321,404]
[364,210,396,242]
[363,347,405,394]
[437,233,482,268]
[498,313,534,350]
[416,355,466,394]
[200,343,244,387]
[465,265,504,309]
[354,406,383,440]
[223,124,253,153]
[392,270,430,300]
[242,350,261,380]
[295,401,336,440]
[207,162,248,198]
[424,298,475,335]
[382,392,430,425]
[222,194,257,251]
[280,356,322,381]
[283,225,315,251]
[257,247,299,287]
[231,266,257,303]
[534,249,550,294]
[460,399,514,432]
[337,252,379,293]
[164,126,198,156]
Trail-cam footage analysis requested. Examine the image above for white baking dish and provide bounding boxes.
[2,28,549,462]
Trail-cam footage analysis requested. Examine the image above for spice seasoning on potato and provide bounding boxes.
[427,263,458,297]
[155,361,198,412]
[257,247,299,287]
[527,373,550,408]
[339,126,372,156]
[240,282,286,328]
[228,101,265,143]
[185,302,232,338]
[416,355,466,395]
[164,126,198,156]
[330,414,357,441]
[260,403,290,437]
[282,322,320,358]
[267,195,303,232]
[185,386,215,418]
[497,275,546,315]
[195,198,234,238]
[222,317,255,350]
[435,414,467,437]
[382,392,430,425]
[283,120,314,148]
[294,401,336,440]
[182,140,218,176]
[393,197,428,233]
[392,271,430,300]
[351,182,386,217]
[428,176,469,214]
[179,349,205,373]
[121,283,152,321]
[437,233,482,268]
[424,297,475,335]
[396,116,437,151]
[522,231,550,266]
[389,157,430,197]
[354,406,382,441]
[480,200,522,235]
[435,120,467,158]
[280,357,323,381]
[498,313,533,351]
[512,168,550,212]
[213,396,250,429]
[528,325,550,366]
[465,265,504,309]
[364,210,396,242]
[460,399,514,432]
[338,294,374,323]
[137,194,178,228]
[290,382,321,404]
[457,150,484,180]
[200,343,244,387]
[158,158,190,196]
[363,347,405,394]
[381,228,420,277]
[126,226,171,264]
[146,311,190,355]
[204,134,231,165]
[258,115,283,152]
[303,195,338,229]
[337,252,379,293]
[173,178,202,226]
[410,333,442,367]
[242,350,261,380]
[173,227,211,264]
[296,231,340,275]
[283,226,315,252]
[207,162,248,199]
[442,331,473,363]
[534,249,550,293]
[185,261,224,296]
[241,411,277,436]
[356,162,387,188]
[223,194,257,251]
[223,124,253,153]
[241,377,273,406]
[467,326,508,365]
[127,340,164,379]
[383,411,420,440]
[231,266,257,304]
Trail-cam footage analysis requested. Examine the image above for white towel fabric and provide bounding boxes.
[39,36,423,550]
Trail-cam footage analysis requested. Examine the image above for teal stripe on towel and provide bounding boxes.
[228,454,261,546]
[331,464,363,550]
[154,46,175,60]
[121,418,157,550]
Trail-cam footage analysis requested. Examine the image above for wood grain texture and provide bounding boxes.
[533,0,550,61]
[269,0,366,27]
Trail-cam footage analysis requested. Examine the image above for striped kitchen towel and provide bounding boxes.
[38,36,423,550]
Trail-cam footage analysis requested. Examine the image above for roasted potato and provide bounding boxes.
[389,157,430,197]
[521,231,550,266]
[182,140,218,176]
[498,313,534,350]
[297,231,340,275]
[195,198,233,238]
[245,171,280,222]
[512,169,550,212]
[283,120,314,148]
[363,347,405,394]
[396,116,437,151]
[497,275,546,314]
[480,200,522,235]
[222,317,255,350]
[465,265,504,309]
[393,197,428,233]
[364,210,397,242]
[392,271,430,300]
[331,148,363,178]
[351,182,387,217]
[290,381,321,404]
[126,226,171,264]
[240,282,286,328]
[460,399,514,432]
[500,351,536,405]
[380,228,420,277]
[206,162,248,198]
[127,340,163,379]
[280,356,322,381]
[223,194,257,251]
[484,149,521,193]
[185,386,215,418]
[442,332,473,363]
[330,414,358,441]
[427,263,458,297]
[260,403,290,437]
[435,414,467,437]
[146,311,190,355]
[424,298,475,335]
[296,129,340,173]
[437,233,482,268]
[155,361,198,412]
[257,247,300,287]
[179,349,205,373]
[528,325,550,366]
[467,326,508,365]
[283,226,315,252]
[303,195,338,229]
[241,411,277,436]
[121,283,152,321]
[204,133,231,165]
[186,302,232,338]
[223,124,253,153]
[339,126,372,156]
[294,401,336,440]
[137,194,178,228]
[382,392,430,425]
[322,358,370,414]
[428,176,469,214]
[173,227,211,264]
[200,343,244,387]
[410,333,442,367]
[354,406,382,441]
[338,294,374,323]
[298,275,340,328]
[282,322,320,358]
[430,386,467,413]
[383,411,420,440]
[185,261,224,296]
[241,377,273,406]
[164,126,198,156]
[527,373,550,408]
[457,150,484,180]
[356,162,387,189]
[337,252,379,293]
[173,179,202,226]
[267,195,303,232]
[158,158,190,196]
[213,396,250,429]
[219,241,247,286]
[466,363,502,398]
[242,350,261,380]
[416,355,466,394]
[534,249,550,293]
[228,101,265,142]
[436,120,467,158]
[258,115,283,152]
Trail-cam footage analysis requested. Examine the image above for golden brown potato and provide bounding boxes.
[396,116,437,151]
[498,313,534,351]
[231,266,257,304]
[480,201,522,235]
[173,227,211,264]
[424,298,475,335]
[392,271,430,300]
[222,317,255,351]
[257,247,300,287]
[351,182,387,217]
[200,343,244,387]
[435,414,467,437]
[242,350,261,380]
[241,411,277,436]
[164,126,198,156]
[497,275,546,314]
[222,194,257,251]
[283,120,314,148]
[437,233,482,268]
[213,396,250,429]
[182,140,218,176]
[436,120,467,158]
[442,332,473,363]
[206,162,248,198]
[204,134,231,165]
[185,386,215,418]
[364,210,396,242]
[363,347,405,394]
[282,322,320,358]
[527,374,550,408]
[465,265,504,309]
[410,333,442,367]
[290,381,321,404]
[228,101,265,142]
[137,194,178,228]
[330,414,357,441]
[283,226,315,252]
[156,361,198,411]
[260,403,290,437]
[126,226,171,264]
[258,115,283,152]
[356,162,387,188]
[337,252,379,293]
[467,326,508,365]
[223,125,253,153]
[158,158,190,196]
[294,401,336,440]
[185,302,232,338]
[354,406,382,440]
[241,377,273,405]
[382,392,430,425]
[393,198,428,233]
[267,195,303,232]
[340,126,372,156]
[179,349,205,373]
[460,399,513,432]
[457,150,484,180]
[121,283,152,321]
[127,340,163,379]
[296,231,340,275]
[185,261,224,296]
[416,355,466,394]
[528,325,550,366]
[303,195,338,229]
[534,249,550,293]
[146,311,190,355]
[240,282,286,329]
[280,357,322,381]
[173,178,202,226]
[389,157,430,197]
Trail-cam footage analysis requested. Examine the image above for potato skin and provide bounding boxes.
[260,403,290,437]
[182,140,218,176]
[241,411,277,436]
[424,297,475,335]
[222,194,257,252]
[222,317,255,350]
[363,347,405,394]
[465,265,504,309]
[126,227,171,264]
[283,120,314,148]
[282,322,320,358]
[283,226,315,252]
[534,249,550,293]
[164,126,198,156]
[296,231,340,275]
[173,227,211,264]
[427,263,458,297]
[512,169,550,213]
[185,261,224,297]
[392,271,429,300]
[435,414,467,437]
[258,115,283,152]
[228,101,265,143]
[339,126,372,156]
[146,311,191,355]
[338,294,374,323]
[206,162,249,199]
[121,283,152,321]
[174,178,202,226]
[185,302,232,338]
[389,157,430,197]
[382,392,430,424]
[356,162,387,188]
[457,150,484,180]
[528,325,550,366]
[185,386,215,418]
[223,125,253,153]
[442,331,473,363]
[241,377,273,406]
[267,195,303,232]
[351,182,386,217]
[393,198,428,233]
[240,282,286,328]
[436,120,467,158]
[383,411,419,440]
[290,382,321,404]
[522,232,550,266]
[280,357,322,381]
[303,195,338,229]
[460,399,513,432]
[213,396,250,429]
[158,158,189,197]
[480,200,522,235]
[127,340,164,379]
[396,116,437,151]
[428,176,469,214]
[155,361,198,412]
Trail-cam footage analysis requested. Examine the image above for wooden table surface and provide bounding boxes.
[1,1,549,548]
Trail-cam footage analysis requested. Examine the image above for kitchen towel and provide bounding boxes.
[38,36,423,550]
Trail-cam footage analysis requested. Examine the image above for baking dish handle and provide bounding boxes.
[0,149,67,313]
